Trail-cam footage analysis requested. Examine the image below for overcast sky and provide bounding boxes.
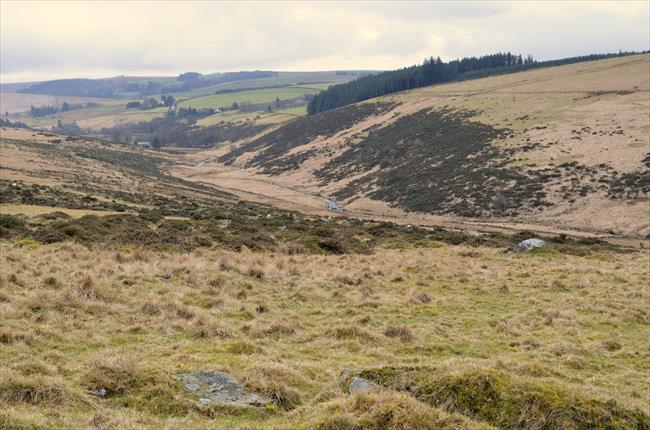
[1,1,648,83]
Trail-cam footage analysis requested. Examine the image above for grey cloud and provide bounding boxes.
[1,1,648,82]
[345,1,510,21]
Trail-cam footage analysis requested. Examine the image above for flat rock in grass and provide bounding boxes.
[511,238,548,253]
[348,376,376,394]
[175,371,271,407]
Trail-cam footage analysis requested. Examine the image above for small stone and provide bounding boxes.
[90,387,108,398]
[348,376,375,394]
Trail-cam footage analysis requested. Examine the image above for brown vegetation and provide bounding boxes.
[1,240,648,428]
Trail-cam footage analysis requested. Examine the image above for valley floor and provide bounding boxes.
[172,160,650,249]
[1,241,648,429]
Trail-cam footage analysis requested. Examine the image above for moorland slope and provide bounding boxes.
[184,54,649,239]
[1,55,649,429]
[0,125,648,429]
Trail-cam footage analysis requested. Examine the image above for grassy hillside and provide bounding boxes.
[13,73,278,99]
[172,71,357,99]
[178,86,320,110]
[1,54,649,429]
[208,54,650,238]
[1,127,648,429]
[0,127,519,254]
[308,51,643,114]
[2,71,358,131]
[0,93,113,115]
[2,239,648,429]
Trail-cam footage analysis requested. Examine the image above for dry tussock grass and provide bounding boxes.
[311,390,491,430]
[0,240,648,428]
[0,370,89,407]
[83,353,143,396]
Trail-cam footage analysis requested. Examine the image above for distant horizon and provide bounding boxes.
[2,1,648,84]
[2,49,646,86]
[0,69,383,86]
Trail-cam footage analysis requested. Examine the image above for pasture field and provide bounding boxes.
[7,84,321,131]
[276,105,308,116]
[178,87,321,110]
[10,99,168,130]
[195,110,266,127]
[2,71,353,132]
[196,110,295,127]
[290,83,335,91]
[0,93,114,115]
[172,71,355,99]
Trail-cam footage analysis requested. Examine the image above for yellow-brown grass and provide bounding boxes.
[0,240,648,428]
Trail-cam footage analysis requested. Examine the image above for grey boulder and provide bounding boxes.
[511,238,548,253]
[175,371,271,407]
[348,376,376,394]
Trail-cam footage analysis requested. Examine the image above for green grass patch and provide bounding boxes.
[178,87,320,110]
[358,367,650,430]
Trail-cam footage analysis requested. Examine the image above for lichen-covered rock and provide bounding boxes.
[511,238,548,253]
[348,376,376,394]
[175,371,271,407]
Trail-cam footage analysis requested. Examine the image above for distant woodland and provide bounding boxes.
[308,51,641,114]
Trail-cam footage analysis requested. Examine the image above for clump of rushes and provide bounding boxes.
[383,325,413,343]
[311,390,486,430]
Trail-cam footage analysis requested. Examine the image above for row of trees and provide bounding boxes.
[126,95,177,110]
[30,102,97,117]
[20,78,118,98]
[53,119,84,135]
[308,51,641,114]
[30,105,58,117]
[0,118,30,128]
[307,52,532,114]
[62,101,98,111]
[174,107,216,119]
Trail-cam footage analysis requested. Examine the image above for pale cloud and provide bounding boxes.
[1,1,648,83]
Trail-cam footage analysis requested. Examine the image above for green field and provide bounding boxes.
[292,82,336,91]
[18,102,168,130]
[178,86,320,110]
[7,72,354,131]
[196,110,295,126]
[277,105,308,116]
[172,71,354,99]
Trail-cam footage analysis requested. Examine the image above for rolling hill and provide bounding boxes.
[180,54,650,240]
[0,71,360,131]
[1,52,648,429]
[1,125,648,430]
